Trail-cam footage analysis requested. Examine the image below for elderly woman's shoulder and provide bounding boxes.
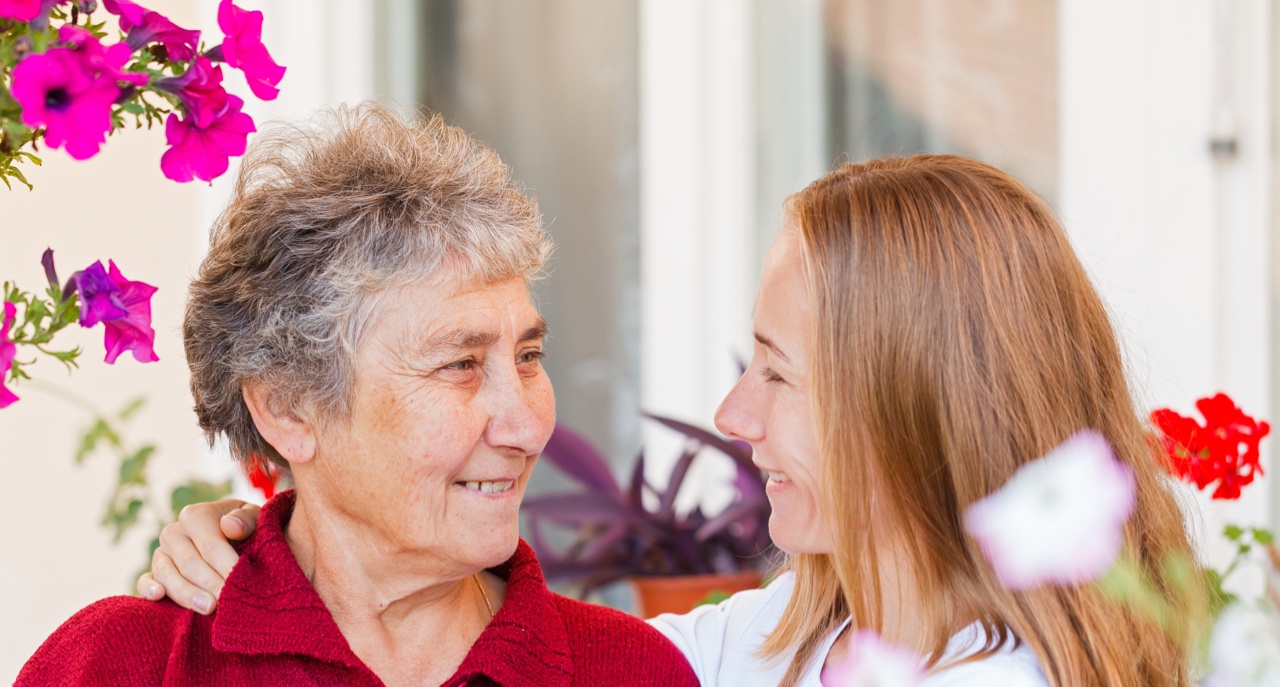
[551,594,700,685]
[17,595,192,685]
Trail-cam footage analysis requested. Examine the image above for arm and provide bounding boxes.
[137,499,259,614]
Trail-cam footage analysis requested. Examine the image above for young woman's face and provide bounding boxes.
[715,225,832,554]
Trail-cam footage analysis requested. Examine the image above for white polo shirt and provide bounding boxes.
[648,572,1049,687]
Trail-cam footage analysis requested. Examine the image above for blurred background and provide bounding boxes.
[1,0,1276,679]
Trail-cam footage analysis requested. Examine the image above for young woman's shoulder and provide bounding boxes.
[646,572,803,686]
[553,594,700,686]
[927,627,1049,687]
[16,595,191,686]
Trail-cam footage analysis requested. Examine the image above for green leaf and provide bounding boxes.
[76,419,116,463]
[1253,528,1275,546]
[117,397,147,421]
[122,102,144,115]
[170,479,235,518]
[5,165,31,190]
[119,446,155,485]
[1224,524,1245,541]
[110,498,145,543]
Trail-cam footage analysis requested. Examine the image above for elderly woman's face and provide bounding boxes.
[310,273,554,572]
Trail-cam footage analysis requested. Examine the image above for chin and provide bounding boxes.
[768,518,831,555]
[473,526,522,567]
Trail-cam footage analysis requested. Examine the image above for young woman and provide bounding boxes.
[140,155,1203,686]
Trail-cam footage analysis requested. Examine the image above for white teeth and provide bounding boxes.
[767,472,790,483]
[463,481,514,494]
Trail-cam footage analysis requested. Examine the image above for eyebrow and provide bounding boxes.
[754,332,791,364]
[421,318,550,353]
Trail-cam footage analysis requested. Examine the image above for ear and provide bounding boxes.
[242,381,317,465]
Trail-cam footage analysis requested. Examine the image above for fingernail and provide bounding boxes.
[148,583,162,599]
[193,593,213,614]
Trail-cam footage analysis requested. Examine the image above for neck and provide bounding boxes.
[286,489,493,684]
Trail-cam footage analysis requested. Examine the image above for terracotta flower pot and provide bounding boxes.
[629,570,764,618]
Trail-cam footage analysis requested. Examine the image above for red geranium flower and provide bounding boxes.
[244,456,277,500]
[1151,393,1270,500]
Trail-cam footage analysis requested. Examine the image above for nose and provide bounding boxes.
[714,372,764,443]
[483,364,556,457]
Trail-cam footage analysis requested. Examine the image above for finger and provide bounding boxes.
[149,549,217,615]
[178,500,249,580]
[158,519,230,602]
[136,571,165,601]
[219,504,261,541]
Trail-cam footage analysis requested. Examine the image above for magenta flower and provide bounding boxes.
[0,0,43,20]
[154,57,228,128]
[10,27,146,161]
[72,261,159,364]
[214,0,284,100]
[821,631,924,687]
[963,430,1136,590]
[0,302,18,409]
[101,0,200,62]
[160,93,255,183]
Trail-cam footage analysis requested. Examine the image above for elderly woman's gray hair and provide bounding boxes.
[185,103,550,469]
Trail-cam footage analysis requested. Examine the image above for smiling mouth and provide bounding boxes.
[458,480,515,494]
[766,472,791,483]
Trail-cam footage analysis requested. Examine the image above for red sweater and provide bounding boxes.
[18,491,699,686]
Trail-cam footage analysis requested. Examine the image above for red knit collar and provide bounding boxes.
[212,490,574,686]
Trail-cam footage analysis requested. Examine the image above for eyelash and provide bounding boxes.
[443,358,478,372]
[518,350,546,364]
[760,367,786,384]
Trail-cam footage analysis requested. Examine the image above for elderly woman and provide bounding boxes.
[17,104,698,686]
[141,155,1205,686]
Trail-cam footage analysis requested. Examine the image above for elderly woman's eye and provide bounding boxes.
[443,358,478,372]
[518,350,546,364]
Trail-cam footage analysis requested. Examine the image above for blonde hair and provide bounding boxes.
[185,102,550,468]
[762,155,1203,686]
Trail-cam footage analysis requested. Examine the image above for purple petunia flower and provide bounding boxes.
[72,261,159,364]
[154,56,228,128]
[160,93,255,183]
[0,0,43,20]
[1,302,19,409]
[214,0,284,101]
[101,0,200,62]
[9,27,147,160]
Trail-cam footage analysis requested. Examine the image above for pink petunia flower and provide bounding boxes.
[10,27,146,161]
[72,260,159,364]
[154,56,228,128]
[0,302,19,409]
[160,93,255,183]
[822,631,924,687]
[215,0,284,100]
[963,430,1136,591]
[0,0,43,20]
[101,0,200,62]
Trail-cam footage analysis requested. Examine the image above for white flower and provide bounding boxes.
[1204,602,1280,687]
[963,430,1135,590]
[822,630,924,687]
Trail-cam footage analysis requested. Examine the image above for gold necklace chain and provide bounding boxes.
[473,573,495,620]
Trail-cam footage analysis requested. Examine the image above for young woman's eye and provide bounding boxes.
[760,367,786,384]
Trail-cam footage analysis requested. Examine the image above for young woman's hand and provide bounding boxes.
[136,499,260,615]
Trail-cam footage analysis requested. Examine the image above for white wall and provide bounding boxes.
[1059,0,1274,591]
